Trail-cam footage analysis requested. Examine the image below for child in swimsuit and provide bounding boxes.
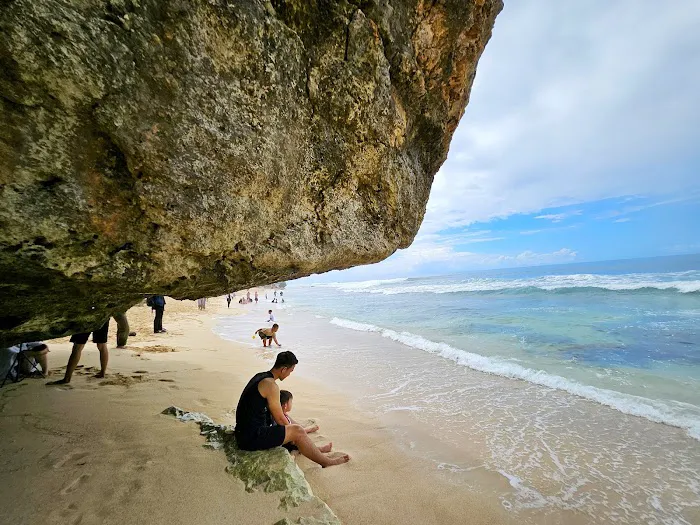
[278,389,319,452]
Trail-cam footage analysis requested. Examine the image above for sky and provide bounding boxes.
[304,0,700,283]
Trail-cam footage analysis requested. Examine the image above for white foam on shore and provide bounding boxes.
[329,317,700,441]
[319,273,700,295]
[310,277,408,290]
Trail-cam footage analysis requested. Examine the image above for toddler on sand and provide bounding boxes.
[279,390,332,453]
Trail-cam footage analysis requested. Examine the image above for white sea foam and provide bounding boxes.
[319,273,700,295]
[329,317,700,441]
[310,277,408,291]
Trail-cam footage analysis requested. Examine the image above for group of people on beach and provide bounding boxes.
[4,290,347,468]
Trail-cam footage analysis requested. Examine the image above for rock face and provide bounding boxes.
[163,406,340,523]
[0,0,502,345]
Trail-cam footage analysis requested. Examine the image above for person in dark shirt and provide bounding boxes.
[234,351,350,467]
[151,295,166,333]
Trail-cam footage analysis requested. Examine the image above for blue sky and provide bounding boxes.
[305,0,700,282]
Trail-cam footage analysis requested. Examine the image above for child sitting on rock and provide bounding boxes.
[278,390,332,453]
[280,390,319,433]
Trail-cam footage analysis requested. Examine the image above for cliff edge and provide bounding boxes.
[0,0,502,345]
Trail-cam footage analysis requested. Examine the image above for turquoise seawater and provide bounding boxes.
[218,254,700,524]
[291,254,700,432]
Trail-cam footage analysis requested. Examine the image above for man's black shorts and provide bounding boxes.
[70,320,110,345]
[235,425,286,451]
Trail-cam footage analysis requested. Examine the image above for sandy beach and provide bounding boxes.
[0,296,512,525]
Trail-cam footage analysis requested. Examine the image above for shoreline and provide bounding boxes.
[219,299,700,525]
[0,297,513,525]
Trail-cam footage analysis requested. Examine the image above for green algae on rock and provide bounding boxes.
[0,0,502,346]
[163,406,340,522]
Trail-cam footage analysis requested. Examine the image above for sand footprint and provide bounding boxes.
[53,451,89,469]
[60,473,91,495]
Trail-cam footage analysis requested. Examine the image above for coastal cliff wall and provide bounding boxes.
[0,0,502,345]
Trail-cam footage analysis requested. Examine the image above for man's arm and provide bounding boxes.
[259,378,288,426]
[272,335,282,347]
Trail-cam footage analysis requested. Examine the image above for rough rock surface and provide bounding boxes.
[164,406,340,524]
[0,0,502,345]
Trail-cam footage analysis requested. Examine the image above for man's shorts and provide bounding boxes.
[70,320,110,345]
[258,332,272,340]
[235,425,286,451]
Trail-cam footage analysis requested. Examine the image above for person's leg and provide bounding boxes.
[95,343,108,377]
[284,425,349,467]
[48,343,84,384]
[35,350,48,376]
[113,312,129,347]
[21,348,49,376]
[154,308,163,332]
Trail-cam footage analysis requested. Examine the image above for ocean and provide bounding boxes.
[217,254,700,524]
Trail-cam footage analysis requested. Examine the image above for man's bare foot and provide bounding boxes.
[318,442,333,453]
[94,372,105,378]
[322,452,350,467]
[47,379,69,385]
[306,424,319,433]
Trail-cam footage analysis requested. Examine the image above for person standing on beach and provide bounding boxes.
[48,319,110,385]
[226,294,232,308]
[254,324,281,347]
[234,351,350,467]
[151,295,166,333]
[254,290,259,303]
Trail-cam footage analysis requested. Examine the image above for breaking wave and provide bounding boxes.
[319,273,700,295]
[329,317,700,441]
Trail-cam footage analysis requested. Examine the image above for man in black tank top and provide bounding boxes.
[234,351,350,467]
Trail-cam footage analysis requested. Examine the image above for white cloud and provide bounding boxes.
[595,193,700,220]
[421,0,700,234]
[305,239,578,282]
[613,218,631,223]
[534,210,582,223]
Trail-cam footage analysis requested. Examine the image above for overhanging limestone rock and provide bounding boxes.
[0,0,502,345]
[163,406,340,523]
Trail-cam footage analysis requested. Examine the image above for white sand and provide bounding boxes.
[0,297,513,525]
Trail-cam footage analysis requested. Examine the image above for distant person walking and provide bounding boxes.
[274,290,277,298]
[226,294,232,308]
[255,291,259,304]
[151,295,166,333]
[197,298,207,310]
